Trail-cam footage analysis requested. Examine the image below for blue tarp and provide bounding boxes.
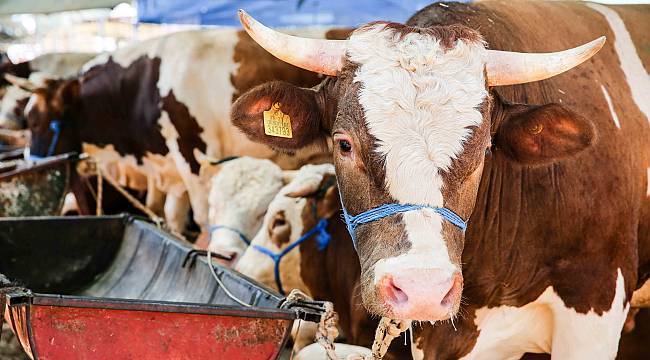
[137,0,445,27]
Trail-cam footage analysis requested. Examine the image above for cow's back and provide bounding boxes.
[79,28,347,170]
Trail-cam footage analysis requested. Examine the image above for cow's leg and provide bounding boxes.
[164,190,190,233]
[548,269,629,360]
[145,176,165,216]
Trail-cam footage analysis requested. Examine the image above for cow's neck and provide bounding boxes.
[299,212,368,341]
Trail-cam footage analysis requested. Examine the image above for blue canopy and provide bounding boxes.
[137,0,450,27]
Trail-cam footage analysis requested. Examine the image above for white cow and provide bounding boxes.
[207,156,289,263]
[236,163,339,352]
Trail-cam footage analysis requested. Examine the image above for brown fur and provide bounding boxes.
[358,21,484,49]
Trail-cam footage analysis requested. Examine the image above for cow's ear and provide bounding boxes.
[231,81,326,150]
[493,102,597,165]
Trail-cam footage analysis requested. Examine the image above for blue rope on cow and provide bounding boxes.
[28,119,62,161]
[208,225,251,246]
[47,120,62,157]
[252,218,330,295]
[342,203,467,251]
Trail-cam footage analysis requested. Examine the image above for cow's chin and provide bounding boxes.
[361,271,464,321]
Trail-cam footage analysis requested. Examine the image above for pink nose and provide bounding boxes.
[378,269,462,321]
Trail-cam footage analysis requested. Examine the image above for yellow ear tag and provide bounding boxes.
[263,102,293,138]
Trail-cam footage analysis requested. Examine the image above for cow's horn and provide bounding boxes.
[486,37,605,86]
[238,10,347,76]
[4,74,38,92]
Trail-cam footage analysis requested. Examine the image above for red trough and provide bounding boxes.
[6,293,293,360]
[0,216,325,359]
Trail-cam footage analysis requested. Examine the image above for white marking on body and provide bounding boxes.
[23,92,38,119]
[157,110,210,225]
[600,84,621,129]
[463,269,629,359]
[347,24,487,277]
[411,328,425,360]
[235,164,335,294]
[588,3,650,123]
[207,157,285,256]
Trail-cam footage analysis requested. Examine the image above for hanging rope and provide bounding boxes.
[315,301,339,360]
[283,289,339,360]
[100,168,164,225]
[78,155,168,229]
[347,318,411,360]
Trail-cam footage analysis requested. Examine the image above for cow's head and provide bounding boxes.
[235,164,339,294]
[207,157,288,264]
[21,77,81,156]
[1,73,54,131]
[231,11,601,321]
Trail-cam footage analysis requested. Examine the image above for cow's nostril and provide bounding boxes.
[380,276,408,305]
[441,274,461,308]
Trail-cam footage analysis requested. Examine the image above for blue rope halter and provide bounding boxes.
[252,218,331,295]
[342,203,467,251]
[207,225,251,246]
[29,119,62,160]
[47,120,62,157]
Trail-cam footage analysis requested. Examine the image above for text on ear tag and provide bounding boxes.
[263,102,292,138]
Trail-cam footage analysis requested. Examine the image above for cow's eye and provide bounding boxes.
[338,139,352,153]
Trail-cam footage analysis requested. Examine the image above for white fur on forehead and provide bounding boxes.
[208,157,284,226]
[210,157,283,201]
[280,164,335,197]
[347,24,487,206]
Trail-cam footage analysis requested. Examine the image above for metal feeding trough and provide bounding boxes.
[0,152,80,217]
[1,215,325,359]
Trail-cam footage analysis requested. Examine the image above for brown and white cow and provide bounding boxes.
[235,163,410,358]
[206,156,289,262]
[0,52,97,130]
[230,2,649,358]
[19,28,350,232]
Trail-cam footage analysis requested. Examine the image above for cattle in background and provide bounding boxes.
[0,52,96,129]
[206,157,290,262]
[235,164,410,358]
[19,28,350,233]
[231,2,649,358]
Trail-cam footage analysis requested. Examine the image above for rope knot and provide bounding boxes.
[315,219,331,251]
[49,119,62,132]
